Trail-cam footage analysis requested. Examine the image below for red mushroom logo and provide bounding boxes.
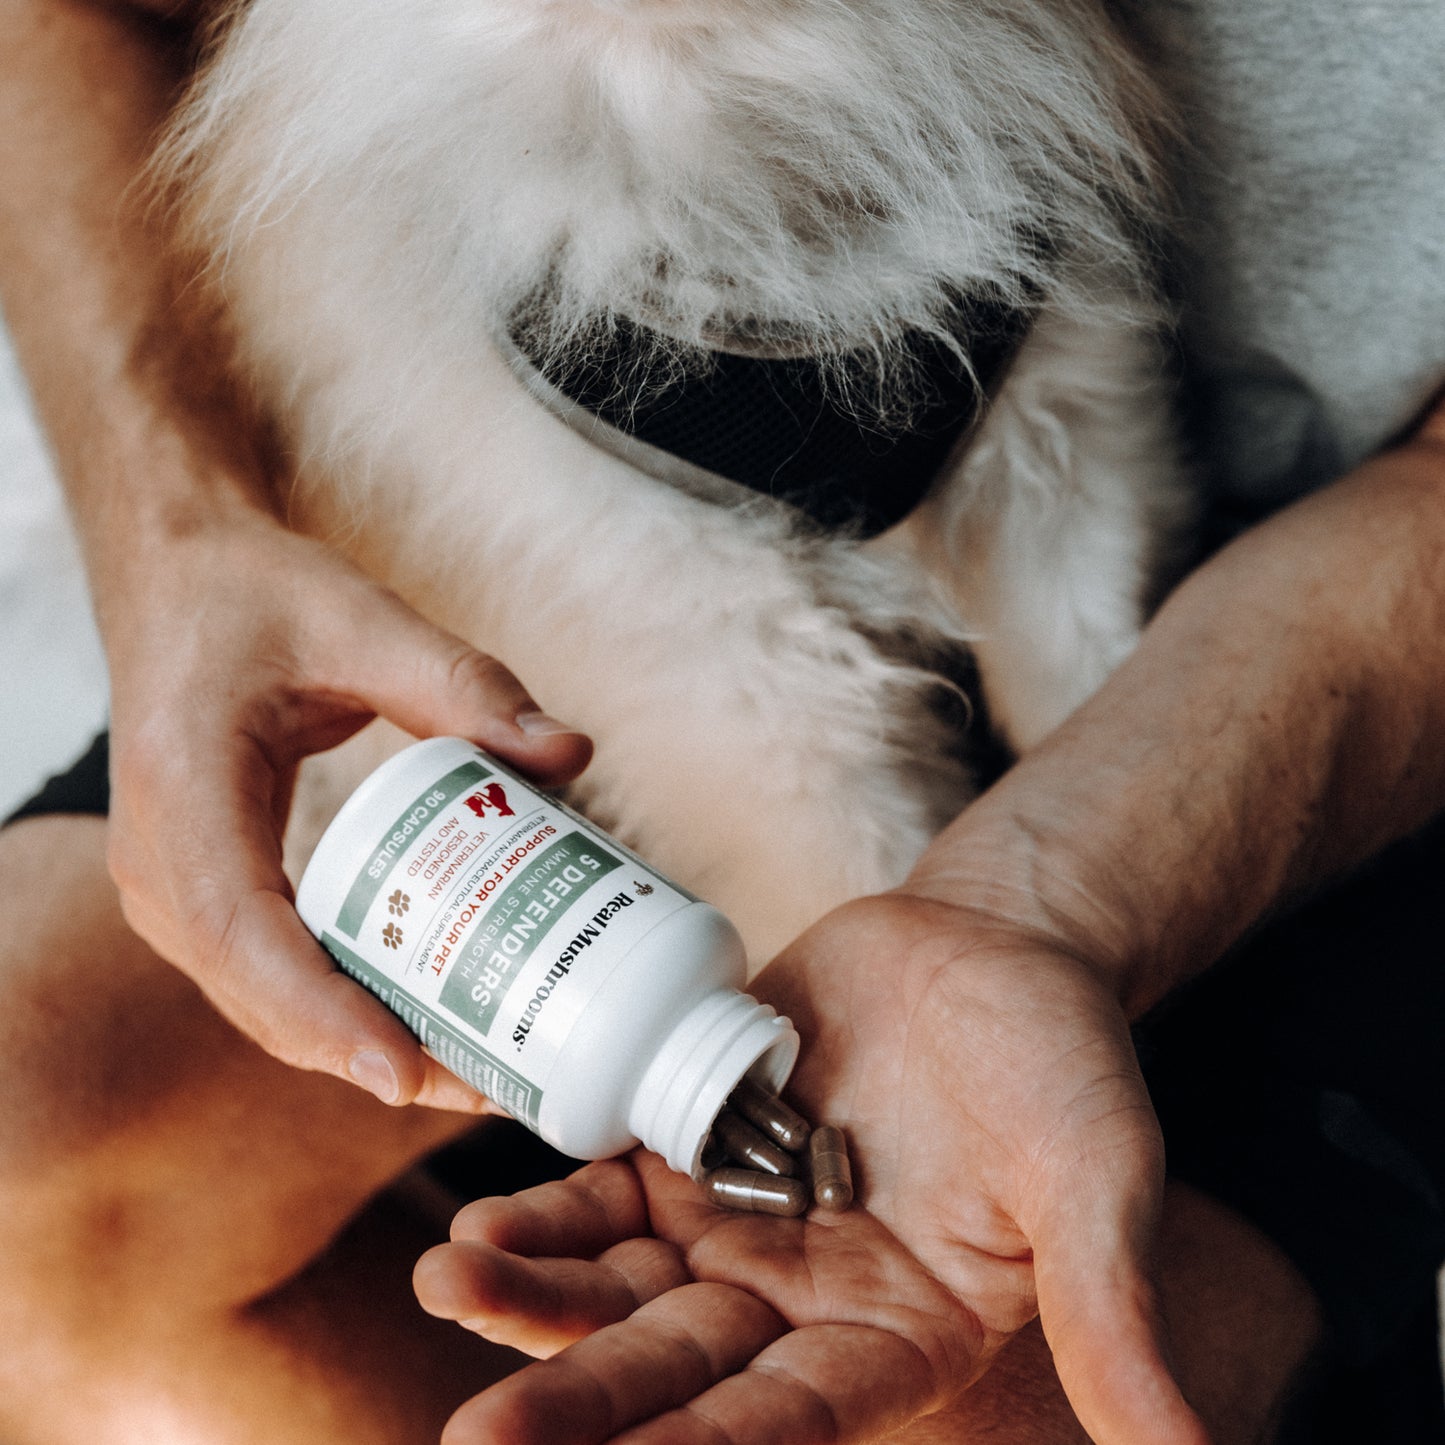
[463,782,515,821]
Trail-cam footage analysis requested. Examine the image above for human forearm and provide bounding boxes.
[0,2,593,1103]
[911,405,1445,1015]
[0,0,265,627]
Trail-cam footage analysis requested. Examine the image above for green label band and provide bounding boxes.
[437,831,623,1034]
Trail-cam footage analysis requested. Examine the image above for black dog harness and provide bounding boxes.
[504,293,1033,537]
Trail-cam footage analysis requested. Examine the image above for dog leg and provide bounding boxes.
[906,304,1186,752]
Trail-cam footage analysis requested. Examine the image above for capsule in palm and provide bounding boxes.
[704,1167,810,1217]
[808,1124,853,1211]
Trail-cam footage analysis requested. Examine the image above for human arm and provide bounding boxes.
[0,0,591,1107]
[913,390,1445,1015]
[413,398,1445,1442]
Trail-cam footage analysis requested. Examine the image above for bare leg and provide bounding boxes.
[0,820,1328,1444]
[884,1182,1324,1444]
[0,818,524,1444]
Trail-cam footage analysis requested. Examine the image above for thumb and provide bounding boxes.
[319,583,592,787]
[1031,1155,1214,1445]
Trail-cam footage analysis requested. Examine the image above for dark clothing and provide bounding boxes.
[1134,815,1445,1436]
[3,730,109,826]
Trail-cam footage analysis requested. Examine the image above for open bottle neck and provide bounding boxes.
[628,986,798,1177]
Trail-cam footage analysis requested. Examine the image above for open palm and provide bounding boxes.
[415,893,1211,1444]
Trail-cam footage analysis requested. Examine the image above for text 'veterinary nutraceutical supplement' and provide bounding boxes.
[295,736,799,1178]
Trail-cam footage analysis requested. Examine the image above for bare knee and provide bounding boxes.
[1155,1181,1323,1444]
[0,818,471,1298]
[0,817,218,1166]
[0,818,501,1438]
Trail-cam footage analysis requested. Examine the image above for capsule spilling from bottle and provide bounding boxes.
[729,1075,812,1152]
[709,1108,798,1177]
[699,1078,854,1217]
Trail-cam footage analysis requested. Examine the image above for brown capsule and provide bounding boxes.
[704,1167,810,1217]
[808,1125,853,1211]
[710,1108,798,1177]
[696,1128,728,1179]
[729,1075,812,1152]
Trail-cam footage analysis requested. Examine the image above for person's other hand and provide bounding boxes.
[103,499,591,1108]
[415,892,1211,1443]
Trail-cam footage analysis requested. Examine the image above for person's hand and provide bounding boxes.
[414,892,1211,1442]
[102,496,591,1108]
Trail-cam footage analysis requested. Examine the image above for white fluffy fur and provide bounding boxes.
[157,0,1183,963]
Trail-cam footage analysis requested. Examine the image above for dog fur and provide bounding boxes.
[156,0,1184,964]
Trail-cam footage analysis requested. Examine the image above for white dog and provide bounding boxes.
[157,0,1183,964]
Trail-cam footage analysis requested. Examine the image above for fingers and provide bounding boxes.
[441,1283,788,1445]
[419,1161,692,1356]
[314,582,592,788]
[413,1055,501,1113]
[418,1161,694,1359]
[415,1237,692,1359]
[442,1298,959,1445]
[104,547,590,1103]
[612,1322,953,1445]
[124,870,490,1110]
[428,1154,986,1444]
[109,733,474,1106]
[448,1159,656,1256]
[181,883,466,1103]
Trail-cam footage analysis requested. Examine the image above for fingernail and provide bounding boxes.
[348,1049,401,1104]
[516,710,584,738]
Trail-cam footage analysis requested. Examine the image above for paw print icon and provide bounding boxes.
[387,890,411,916]
[381,922,403,950]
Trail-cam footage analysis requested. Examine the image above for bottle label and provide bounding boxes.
[313,746,693,1129]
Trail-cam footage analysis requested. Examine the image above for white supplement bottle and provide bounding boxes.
[295,736,798,1178]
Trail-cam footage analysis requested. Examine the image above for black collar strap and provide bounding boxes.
[502,291,1033,537]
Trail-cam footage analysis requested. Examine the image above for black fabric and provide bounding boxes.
[3,730,109,826]
[1277,1292,1445,1442]
[511,294,1032,537]
[1136,810,1445,1376]
[426,1116,582,1200]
